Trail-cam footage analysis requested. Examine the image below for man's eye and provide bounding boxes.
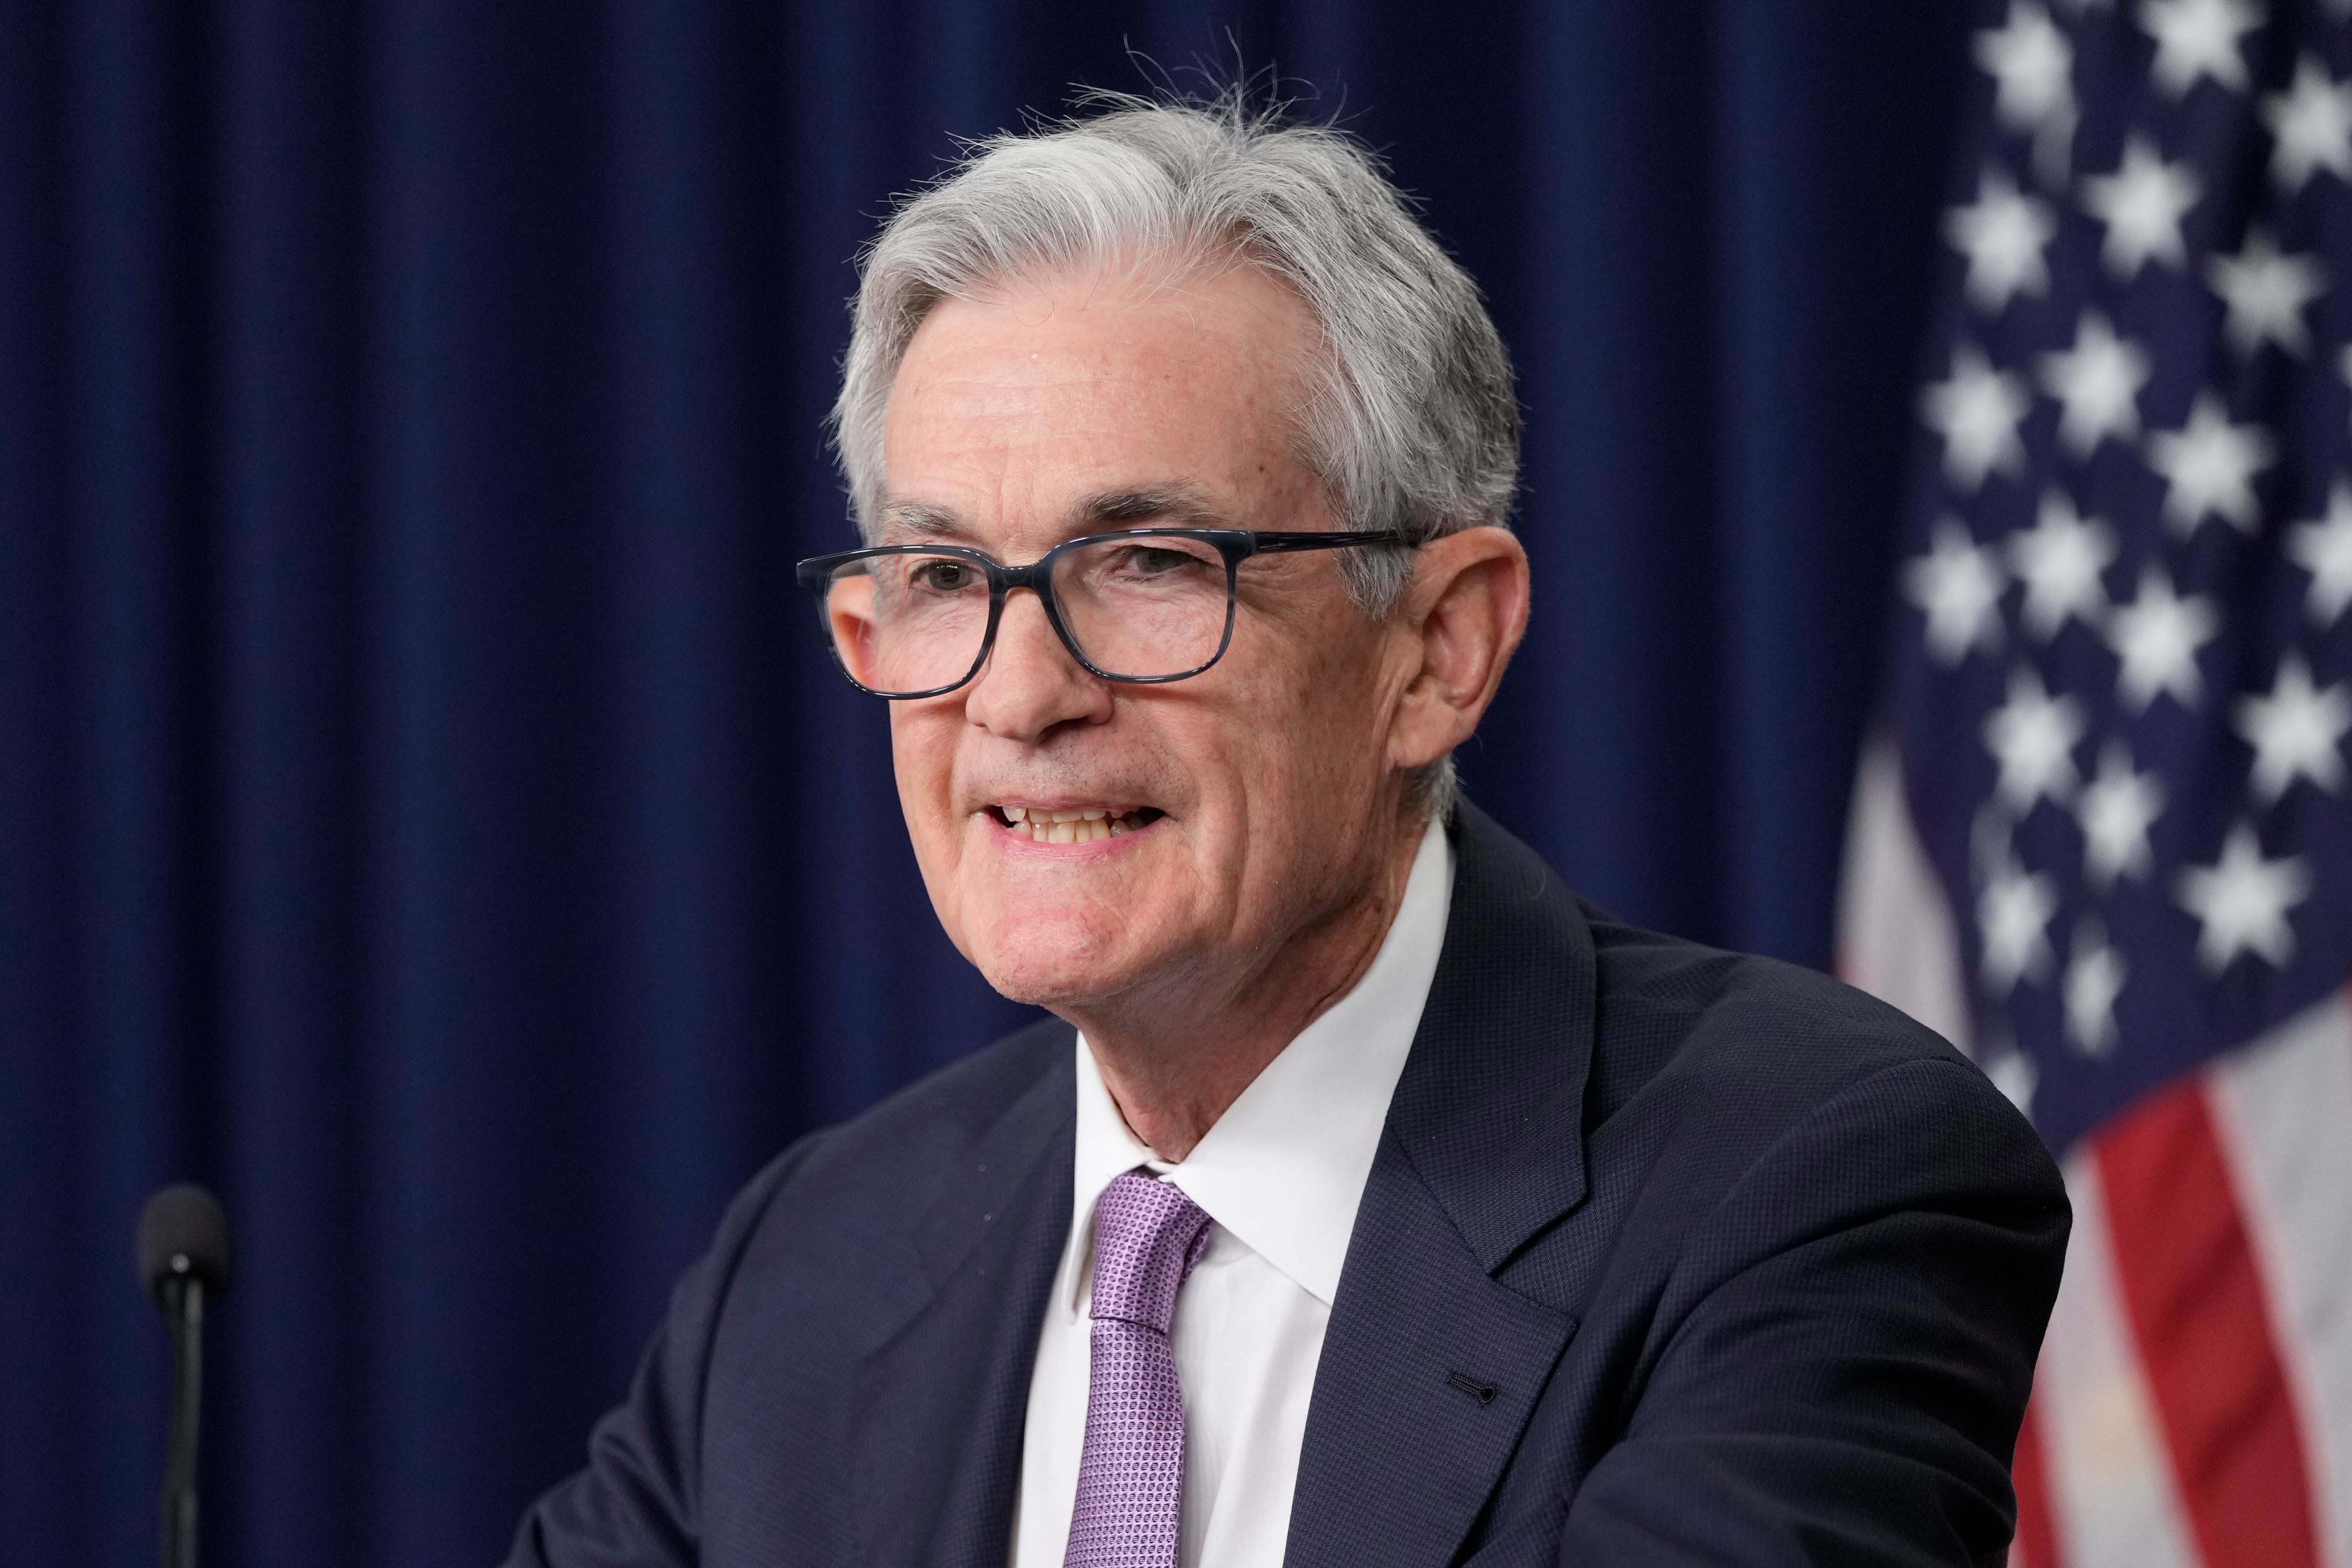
[1123,547,1203,577]
[910,560,976,592]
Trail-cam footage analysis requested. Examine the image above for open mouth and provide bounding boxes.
[986,804,1167,844]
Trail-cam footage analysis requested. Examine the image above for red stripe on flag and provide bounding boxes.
[2010,1395,2059,1568]
[2095,1077,2321,1568]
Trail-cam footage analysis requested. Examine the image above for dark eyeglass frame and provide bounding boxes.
[794,527,1409,699]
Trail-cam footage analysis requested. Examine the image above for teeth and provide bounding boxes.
[995,807,1140,843]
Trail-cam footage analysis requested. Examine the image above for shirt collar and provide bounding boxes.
[1068,815,1453,1307]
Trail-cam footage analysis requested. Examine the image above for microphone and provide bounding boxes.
[137,1184,231,1568]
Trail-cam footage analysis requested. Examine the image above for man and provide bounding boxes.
[508,93,2067,1568]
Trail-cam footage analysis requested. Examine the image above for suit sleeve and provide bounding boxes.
[499,1136,820,1568]
[1557,1056,2070,1568]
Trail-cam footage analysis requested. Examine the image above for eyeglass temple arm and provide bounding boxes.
[1244,530,1410,556]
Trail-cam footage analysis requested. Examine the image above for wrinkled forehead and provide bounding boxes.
[878,484,1227,551]
[876,262,1332,556]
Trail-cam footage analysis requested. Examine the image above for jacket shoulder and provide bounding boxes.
[823,1012,1071,1152]
[761,1012,1074,1219]
[1580,908,1980,1133]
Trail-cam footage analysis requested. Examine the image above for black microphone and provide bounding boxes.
[137,1184,231,1568]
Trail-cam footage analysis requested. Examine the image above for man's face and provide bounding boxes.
[878,260,1415,1014]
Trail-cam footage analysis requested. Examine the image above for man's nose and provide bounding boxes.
[961,589,1113,742]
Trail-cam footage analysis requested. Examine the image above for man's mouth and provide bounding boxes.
[986,804,1167,844]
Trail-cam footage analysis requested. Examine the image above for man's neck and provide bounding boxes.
[1069,815,1430,1161]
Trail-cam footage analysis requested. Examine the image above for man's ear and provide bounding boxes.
[1384,526,1531,775]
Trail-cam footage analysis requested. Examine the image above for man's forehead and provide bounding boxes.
[877,484,1233,548]
[876,268,1332,548]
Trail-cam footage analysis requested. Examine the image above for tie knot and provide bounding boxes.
[1088,1171,1212,1334]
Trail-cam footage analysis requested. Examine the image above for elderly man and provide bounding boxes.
[508,95,2067,1568]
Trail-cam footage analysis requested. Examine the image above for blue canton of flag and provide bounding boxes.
[1894,0,2352,1156]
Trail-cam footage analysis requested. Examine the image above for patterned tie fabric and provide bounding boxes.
[1063,1170,1214,1568]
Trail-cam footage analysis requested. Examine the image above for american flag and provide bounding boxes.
[1835,1,2352,1564]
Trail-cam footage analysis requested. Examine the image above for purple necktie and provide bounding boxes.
[1063,1170,1214,1568]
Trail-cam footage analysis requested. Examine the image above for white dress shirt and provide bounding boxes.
[1009,816,1454,1568]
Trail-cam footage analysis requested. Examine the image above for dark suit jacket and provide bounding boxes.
[507,802,2069,1567]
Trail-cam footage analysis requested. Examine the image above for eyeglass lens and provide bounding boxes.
[819,533,1232,695]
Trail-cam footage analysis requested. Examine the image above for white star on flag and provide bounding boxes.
[2287,481,2352,625]
[1986,1049,2039,1115]
[1980,856,2060,993]
[2078,741,2165,884]
[2235,654,2351,800]
[2264,54,2352,192]
[1984,665,2087,810]
[2146,392,2275,535]
[2139,0,2264,97]
[2082,135,2201,277]
[1978,2,2075,128]
[1976,2,2077,180]
[2064,922,2127,1054]
[1923,345,2030,490]
[1948,168,2059,311]
[2106,564,2219,710]
[2177,823,2312,971]
[1905,519,2007,663]
[2207,228,2326,357]
[2010,491,2117,637]
[2038,311,2150,456]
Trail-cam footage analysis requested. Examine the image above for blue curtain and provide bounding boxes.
[0,3,1972,1563]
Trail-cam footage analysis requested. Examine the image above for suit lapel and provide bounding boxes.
[850,1042,1076,1568]
[1286,1146,1577,1568]
[1286,804,1599,1567]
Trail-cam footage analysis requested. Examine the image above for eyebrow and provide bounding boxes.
[878,500,976,545]
[878,485,1233,547]
[1077,485,1227,530]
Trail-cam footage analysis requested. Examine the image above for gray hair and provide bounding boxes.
[831,89,1519,815]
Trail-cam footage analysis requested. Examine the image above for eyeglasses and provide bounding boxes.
[794,528,1408,699]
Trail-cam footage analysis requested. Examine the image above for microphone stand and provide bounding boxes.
[138,1183,227,1568]
[156,1267,206,1568]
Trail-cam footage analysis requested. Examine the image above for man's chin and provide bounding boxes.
[967,928,1162,1012]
